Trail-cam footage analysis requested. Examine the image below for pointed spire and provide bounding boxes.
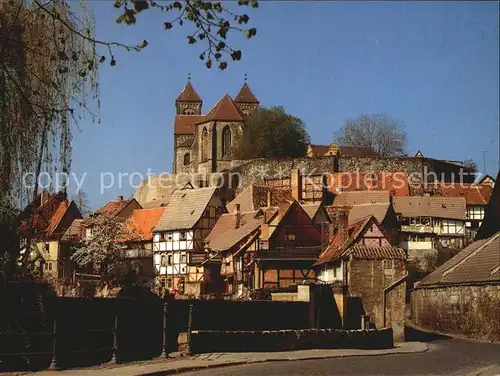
[176,79,202,102]
[235,80,259,104]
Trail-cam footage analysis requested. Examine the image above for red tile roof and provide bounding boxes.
[176,81,202,102]
[125,207,166,241]
[97,198,135,217]
[205,211,264,252]
[18,193,81,236]
[441,183,493,205]
[315,215,404,265]
[309,144,331,156]
[314,216,372,266]
[338,146,377,157]
[226,185,295,213]
[235,83,259,103]
[197,94,246,124]
[174,115,202,135]
[327,172,410,196]
[47,201,72,234]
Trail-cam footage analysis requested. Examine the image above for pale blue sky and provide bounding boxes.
[68,1,500,209]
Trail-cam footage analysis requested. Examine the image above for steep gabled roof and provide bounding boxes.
[154,187,218,231]
[333,191,390,206]
[197,94,246,124]
[125,207,166,241]
[174,115,202,135]
[226,185,295,213]
[97,197,140,218]
[205,210,264,252]
[235,83,259,104]
[314,216,404,266]
[419,232,500,286]
[393,196,466,220]
[18,193,82,236]
[176,81,202,102]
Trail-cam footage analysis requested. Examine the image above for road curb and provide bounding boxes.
[406,321,500,345]
[138,344,429,376]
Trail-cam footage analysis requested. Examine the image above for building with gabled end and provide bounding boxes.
[173,80,259,174]
[204,206,267,297]
[18,191,82,280]
[152,186,226,296]
[328,190,400,245]
[314,213,407,341]
[120,207,166,279]
[411,171,500,341]
[85,195,142,239]
[393,196,467,261]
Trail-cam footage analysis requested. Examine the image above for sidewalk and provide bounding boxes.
[35,342,428,376]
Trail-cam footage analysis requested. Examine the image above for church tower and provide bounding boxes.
[234,79,259,116]
[175,79,202,115]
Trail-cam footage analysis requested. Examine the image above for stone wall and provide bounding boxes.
[411,284,500,341]
[184,328,394,354]
[347,258,406,342]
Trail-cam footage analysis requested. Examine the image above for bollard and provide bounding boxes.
[48,317,59,370]
[186,304,193,355]
[160,303,168,357]
[109,313,118,364]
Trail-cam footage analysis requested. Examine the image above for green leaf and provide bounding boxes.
[187,36,197,44]
[110,58,116,67]
[138,40,148,49]
[251,0,259,8]
[99,56,106,63]
[238,0,250,5]
[206,59,212,69]
[219,61,228,70]
[79,69,87,78]
[214,52,222,60]
[114,0,122,9]
[173,1,182,9]
[164,22,173,30]
[199,53,205,60]
[198,33,206,40]
[218,41,226,49]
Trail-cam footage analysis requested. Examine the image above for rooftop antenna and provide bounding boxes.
[244,73,248,82]
[188,72,191,81]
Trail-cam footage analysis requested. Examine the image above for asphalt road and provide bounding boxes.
[182,338,500,376]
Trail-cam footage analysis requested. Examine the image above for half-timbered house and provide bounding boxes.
[152,186,225,296]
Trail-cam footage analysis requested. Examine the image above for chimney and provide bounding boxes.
[337,208,349,246]
[291,168,302,202]
[40,190,50,207]
[116,195,124,201]
[234,203,241,228]
[266,188,272,207]
[321,222,335,250]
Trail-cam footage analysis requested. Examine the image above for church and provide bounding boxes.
[173,79,259,175]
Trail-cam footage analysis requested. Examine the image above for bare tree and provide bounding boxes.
[335,114,408,157]
[72,189,91,218]
[463,159,478,173]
